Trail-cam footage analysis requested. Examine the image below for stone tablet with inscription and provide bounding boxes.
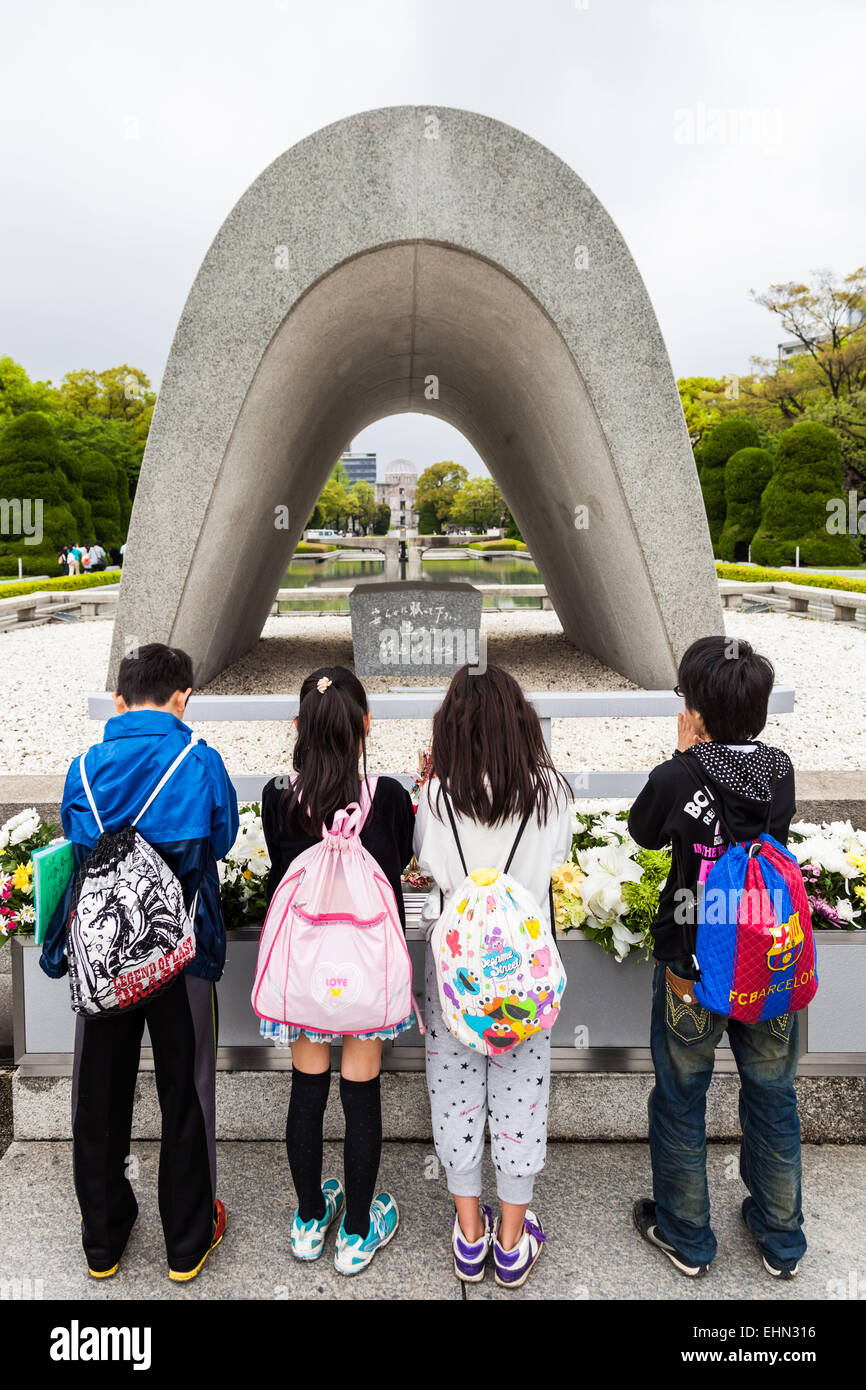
[349,581,483,677]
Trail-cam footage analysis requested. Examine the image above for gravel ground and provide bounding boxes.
[0,609,864,776]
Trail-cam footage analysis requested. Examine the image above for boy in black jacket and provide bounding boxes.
[629,636,805,1280]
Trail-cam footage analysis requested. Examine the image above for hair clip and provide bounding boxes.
[316,676,332,694]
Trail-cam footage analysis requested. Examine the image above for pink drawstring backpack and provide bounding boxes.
[252,776,421,1036]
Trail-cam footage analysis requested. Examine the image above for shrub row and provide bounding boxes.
[0,570,121,599]
[467,538,529,552]
[716,561,866,595]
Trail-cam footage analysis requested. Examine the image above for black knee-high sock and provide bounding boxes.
[286,1068,331,1222]
[340,1075,382,1238]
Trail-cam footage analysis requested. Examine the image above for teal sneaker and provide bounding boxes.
[334,1193,400,1275]
[290,1179,345,1261]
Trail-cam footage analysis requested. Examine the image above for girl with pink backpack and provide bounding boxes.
[254,667,416,1275]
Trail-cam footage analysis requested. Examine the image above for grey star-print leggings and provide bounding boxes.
[424,945,552,1205]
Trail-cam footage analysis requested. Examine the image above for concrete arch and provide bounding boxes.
[111,106,722,688]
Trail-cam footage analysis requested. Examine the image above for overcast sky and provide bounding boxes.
[2,0,864,477]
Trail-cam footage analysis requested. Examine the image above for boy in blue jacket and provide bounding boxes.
[40,643,239,1282]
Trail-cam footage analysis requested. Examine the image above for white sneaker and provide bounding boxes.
[334,1193,400,1276]
[452,1202,494,1282]
[290,1178,345,1261]
[493,1210,546,1289]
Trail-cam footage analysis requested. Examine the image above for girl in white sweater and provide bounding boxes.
[414,664,573,1288]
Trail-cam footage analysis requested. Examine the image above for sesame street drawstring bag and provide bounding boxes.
[430,793,567,1056]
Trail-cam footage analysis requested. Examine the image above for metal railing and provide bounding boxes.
[88,687,796,800]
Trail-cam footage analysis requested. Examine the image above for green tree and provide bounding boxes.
[0,413,92,574]
[414,461,469,528]
[751,267,866,404]
[449,476,506,531]
[0,360,150,548]
[116,459,132,533]
[695,418,760,549]
[717,448,775,562]
[417,503,439,535]
[58,365,155,423]
[346,480,377,534]
[751,422,861,567]
[0,356,56,427]
[801,389,866,490]
[710,267,866,492]
[317,474,350,528]
[372,502,391,535]
[677,376,728,447]
[80,449,122,547]
[52,411,144,506]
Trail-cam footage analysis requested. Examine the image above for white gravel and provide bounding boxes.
[0,610,864,777]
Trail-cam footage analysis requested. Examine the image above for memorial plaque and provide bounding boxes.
[349,580,483,677]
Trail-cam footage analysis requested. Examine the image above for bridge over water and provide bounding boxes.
[306,532,508,578]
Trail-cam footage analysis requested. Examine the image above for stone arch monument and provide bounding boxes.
[110,106,723,689]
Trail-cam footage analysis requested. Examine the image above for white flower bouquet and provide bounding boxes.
[552,805,670,962]
[218,803,271,930]
[3,801,863,951]
[0,808,61,944]
[551,806,866,965]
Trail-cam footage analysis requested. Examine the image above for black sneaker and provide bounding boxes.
[633,1199,710,1278]
[741,1199,799,1280]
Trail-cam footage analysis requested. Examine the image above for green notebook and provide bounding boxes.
[32,839,75,945]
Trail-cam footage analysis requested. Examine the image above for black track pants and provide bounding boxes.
[71,973,218,1273]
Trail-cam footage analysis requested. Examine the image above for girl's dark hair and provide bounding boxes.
[280,666,369,836]
[430,664,569,826]
[677,636,775,743]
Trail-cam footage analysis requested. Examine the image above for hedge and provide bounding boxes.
[751,422,861,567]
[0,412,94,564]
[295,541,338,553]
[0,570,121,599]
[80,448,123,547]
[696,418,760,549]
[716,561,866,595]
[467,538,529,552]
[717,447,774,562]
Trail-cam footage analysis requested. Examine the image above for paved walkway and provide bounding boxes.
[0,1141,862,1300]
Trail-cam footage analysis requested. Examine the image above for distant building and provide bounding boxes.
[340,450,377,486]
[375,458,419,532]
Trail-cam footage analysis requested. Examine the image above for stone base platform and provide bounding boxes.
[13,1070,866,1143]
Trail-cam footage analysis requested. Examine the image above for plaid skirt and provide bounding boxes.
[259,1013,416,1047]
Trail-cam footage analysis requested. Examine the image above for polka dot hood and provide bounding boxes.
[628,741,797,969]
[687,741,793,805]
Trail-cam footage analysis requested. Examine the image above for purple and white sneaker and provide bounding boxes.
[493,1210,546,1289]
[452,1203,494,1282]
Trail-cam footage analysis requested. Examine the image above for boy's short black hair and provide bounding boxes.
[116,643,194,708]
[677,636,775,744]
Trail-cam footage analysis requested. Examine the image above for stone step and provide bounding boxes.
[13,1069,866,1143]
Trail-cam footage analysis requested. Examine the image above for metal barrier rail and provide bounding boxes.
[88,688,795,723]
[87,688,796,800]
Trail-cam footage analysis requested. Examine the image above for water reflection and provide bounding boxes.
[278,553,541,612]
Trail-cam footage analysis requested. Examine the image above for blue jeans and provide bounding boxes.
[648,962,806,1270]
